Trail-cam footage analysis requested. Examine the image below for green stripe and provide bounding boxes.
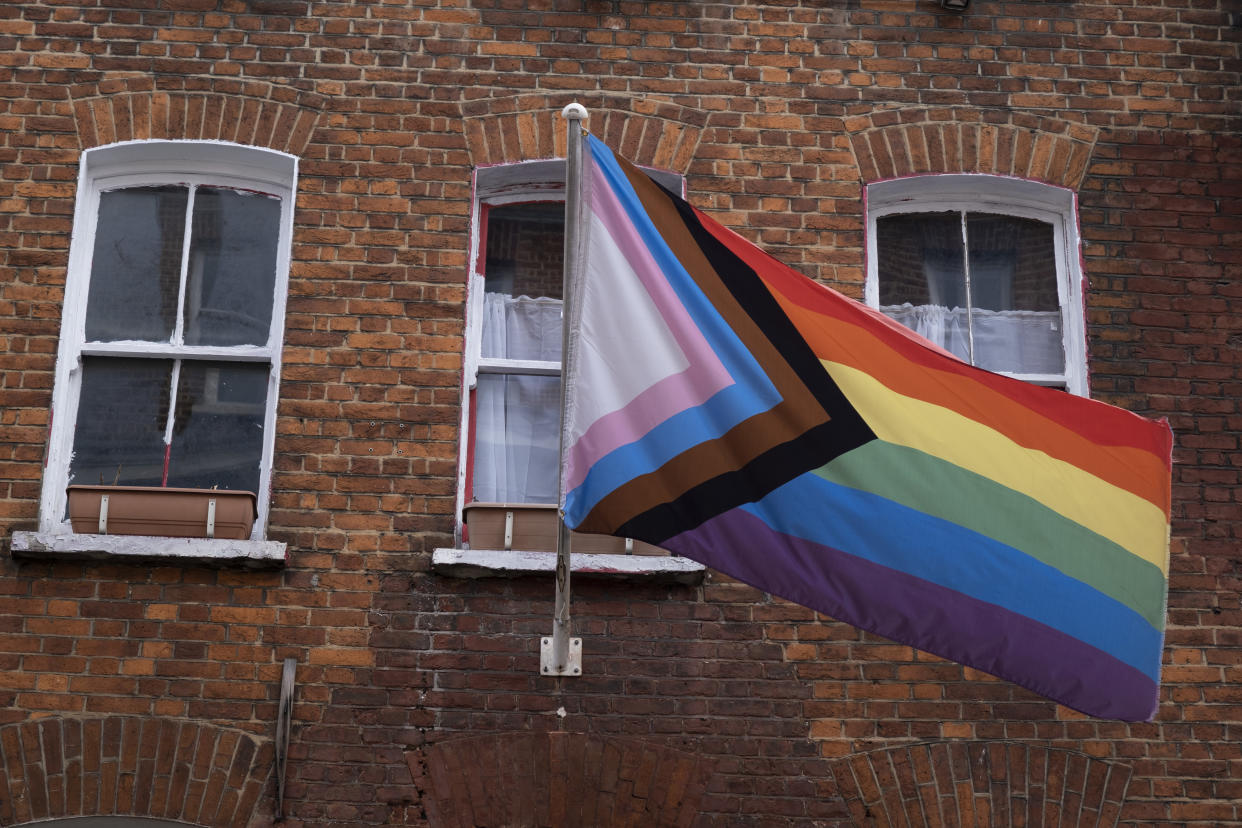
[816,441,1167,630]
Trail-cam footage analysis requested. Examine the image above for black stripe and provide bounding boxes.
[616,420,871,544]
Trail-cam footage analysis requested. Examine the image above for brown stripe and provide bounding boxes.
[578,155,834,533]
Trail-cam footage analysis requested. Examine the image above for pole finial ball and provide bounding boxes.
[562,103,589,122]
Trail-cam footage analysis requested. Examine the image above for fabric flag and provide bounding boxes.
[560,134,1173,721]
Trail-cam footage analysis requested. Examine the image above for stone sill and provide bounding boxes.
[433,548,704,585]
[9,531,286,569]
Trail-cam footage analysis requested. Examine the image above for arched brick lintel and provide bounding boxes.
[462,93,708,173]
[0,717,273,827]
[407,731,717,828]
[831,740,1133,827]
[68,75,326,155]
[845,108,1100,190]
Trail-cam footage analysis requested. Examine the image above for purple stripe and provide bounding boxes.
[662,508,1159,721]
[564,162,734,491]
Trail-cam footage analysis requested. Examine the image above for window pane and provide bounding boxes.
[69,357,172,488]
[877,212,966,308]
[877,212,971,362]
[482,202,564,361]
[84,187,188,342]
[480,294,563,362]
[473,373,560,504]
[166,361,269,494]
[966,213,1065,375]
[184,187,282,347]
[966,213,1059,312]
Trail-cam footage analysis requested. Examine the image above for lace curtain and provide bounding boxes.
[473,293,563,503]
[881,303,1065,375]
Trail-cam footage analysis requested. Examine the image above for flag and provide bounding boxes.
[560,134,1172,721]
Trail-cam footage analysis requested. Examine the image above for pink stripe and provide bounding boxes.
[563,163,734,491]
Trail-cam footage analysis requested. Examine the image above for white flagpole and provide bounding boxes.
[540,102,587,677]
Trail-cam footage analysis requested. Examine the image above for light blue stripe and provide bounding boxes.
[566,138,787,523]
[739,468,1163,681]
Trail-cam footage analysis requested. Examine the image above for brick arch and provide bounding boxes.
[831,741,1133,827]
[407,731,717,827]
[462,93,708,172]
[68,75,327,155]
[0,717,273,827]
[845,107,1100,189]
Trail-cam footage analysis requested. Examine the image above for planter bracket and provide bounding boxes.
[205,498,217,539]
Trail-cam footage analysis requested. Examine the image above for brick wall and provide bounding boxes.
[1,0,1239,825]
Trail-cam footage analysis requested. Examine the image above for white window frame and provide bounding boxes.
[36,140,297,541]
[865,174,1088,396]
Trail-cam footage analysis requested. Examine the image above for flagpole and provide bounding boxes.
[540,102,587,678]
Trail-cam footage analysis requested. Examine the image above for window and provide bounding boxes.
[469,198,565,506]
[37,141,297,538]
[865,175,1087,394]
[457,160,683,547]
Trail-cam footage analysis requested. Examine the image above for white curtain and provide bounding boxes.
[881,303,1065,375]
[480,292,562,361]
[473,293,563,503]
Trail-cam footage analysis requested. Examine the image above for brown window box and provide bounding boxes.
[67,485,257,540]
[463,502,667,556]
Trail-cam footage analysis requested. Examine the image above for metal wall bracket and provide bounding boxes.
[540,636,582,676]
[97,495,110,535]
[274,657,297,821]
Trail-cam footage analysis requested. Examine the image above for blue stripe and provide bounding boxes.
[739,468,1163,681]
[566,139,790,523]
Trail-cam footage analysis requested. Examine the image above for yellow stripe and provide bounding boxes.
[826,361,1169,576]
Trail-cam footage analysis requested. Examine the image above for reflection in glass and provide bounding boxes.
[184,188,281,347]
[877,212,965,309]
[167,361,268,493]
[473,373,560,504]
[69,357,173,487]
[85,187,188,342]
[966,213,1058,312]
[481,202,564,361]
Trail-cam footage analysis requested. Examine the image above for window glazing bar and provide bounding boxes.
[959,210,976,366]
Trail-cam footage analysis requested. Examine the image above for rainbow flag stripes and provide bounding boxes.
[561,135,1172,721]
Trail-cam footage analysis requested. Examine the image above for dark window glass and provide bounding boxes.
[877,212,964,309]
[69,357,173,487]
[68,358,267,495]
[85,187,188,342]
[183,187,281,347]
[166,361,268,493]
[966,213,1058,313]
[483,202,564,301]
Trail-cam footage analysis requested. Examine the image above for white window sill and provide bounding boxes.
[9,531,286,569]
[433,548,705,585]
